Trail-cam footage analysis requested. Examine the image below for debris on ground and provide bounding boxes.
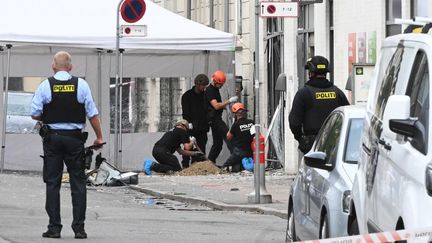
[176,160,226,176]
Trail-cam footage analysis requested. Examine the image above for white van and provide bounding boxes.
[348,26,432,239]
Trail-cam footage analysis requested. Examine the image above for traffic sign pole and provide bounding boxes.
[115,0,146,168]
[115,0,123,168]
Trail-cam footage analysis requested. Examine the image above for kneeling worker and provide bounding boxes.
[144,119,203,175]
[223,103,254,172]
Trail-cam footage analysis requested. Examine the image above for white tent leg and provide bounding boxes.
[1,44,12,173]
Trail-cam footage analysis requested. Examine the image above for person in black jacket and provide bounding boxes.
[180,74,209,168]
[223,103,254,172]
[144,119,203,175]
[289,55,349,153]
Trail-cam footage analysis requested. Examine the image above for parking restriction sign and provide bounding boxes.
[121,0,146,23]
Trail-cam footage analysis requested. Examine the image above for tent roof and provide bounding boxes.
[0,0,235,51]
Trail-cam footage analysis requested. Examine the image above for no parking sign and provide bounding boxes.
[120,0,146,23]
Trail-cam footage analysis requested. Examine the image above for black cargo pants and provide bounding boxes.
[42,130,86,233]
[208,118,233,164]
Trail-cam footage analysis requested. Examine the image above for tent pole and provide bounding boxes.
[118,49,124,169]
[1,44,12,174]
[114,0,123,167]
[97,49,103,118]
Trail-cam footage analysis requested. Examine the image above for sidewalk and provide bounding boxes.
[129,170,294,219]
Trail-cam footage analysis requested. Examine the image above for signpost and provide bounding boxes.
[115,0,146,168]
[260,2,298,18]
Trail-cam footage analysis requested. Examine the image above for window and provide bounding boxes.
[411,0,428,17]
[344,118,364,163]
[109,77,189,133]
[297,4,315,86]
[315,113,343,165]
[375,44,405,119]
[406,51,429,154]
[386,0,402,36]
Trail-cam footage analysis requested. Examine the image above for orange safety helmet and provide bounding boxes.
[212,70,226,85]
[231,102,245,113]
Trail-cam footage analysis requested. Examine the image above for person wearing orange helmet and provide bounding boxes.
[204,70,237,164]
[222,103,254,172]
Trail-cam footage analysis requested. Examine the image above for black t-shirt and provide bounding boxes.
[154,127,190,154]
[205,84,223,119]
[229,117,254,152]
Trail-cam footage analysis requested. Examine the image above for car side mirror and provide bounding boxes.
[390,118,427,153]
[304,151,333,171]
[382,95,410,139]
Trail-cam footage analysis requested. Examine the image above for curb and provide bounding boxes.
[129,185,288,220]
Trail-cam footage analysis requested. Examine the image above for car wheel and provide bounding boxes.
[320,214,329,239]
[348,217,359,235]
[286,201,297,242]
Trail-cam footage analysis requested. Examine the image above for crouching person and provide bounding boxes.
[223,103,254,172]
[144,119,203,175]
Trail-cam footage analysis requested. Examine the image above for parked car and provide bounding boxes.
[286,105,365,242]
[5,91,37,134]
[348,25,432,240]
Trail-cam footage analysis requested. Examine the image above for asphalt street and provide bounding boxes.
[0,171,287,243]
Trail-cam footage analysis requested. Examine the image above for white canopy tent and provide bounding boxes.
[0,0,236,171]
[0,0,234,51]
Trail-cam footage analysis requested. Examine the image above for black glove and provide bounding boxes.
[298,135,315,154]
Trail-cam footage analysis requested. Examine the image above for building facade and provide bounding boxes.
[155,0,431,173]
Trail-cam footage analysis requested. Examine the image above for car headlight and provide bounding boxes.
[342,190,351,214]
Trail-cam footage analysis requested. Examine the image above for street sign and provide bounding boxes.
[120,25,147,37]
[120,0,146,23]
[260,2,298,18]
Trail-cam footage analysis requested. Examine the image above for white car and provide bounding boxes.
[348,27,432,241]
[286,105,365,241]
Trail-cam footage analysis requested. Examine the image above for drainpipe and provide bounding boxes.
[210,0,214,28]
[237,0,242,35]
[187,0,191,19]
[224,0,229,32]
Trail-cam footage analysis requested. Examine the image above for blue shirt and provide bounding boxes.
[31,71,99,130]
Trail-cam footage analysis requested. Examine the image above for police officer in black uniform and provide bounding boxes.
[181,74,210,168]
[144,119,203,175]
[223,103,254,172]
[205,70,237,164]
[31,51,104,239]
[289,55,349,153]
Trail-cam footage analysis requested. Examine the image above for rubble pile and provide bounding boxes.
[176,160,226,176]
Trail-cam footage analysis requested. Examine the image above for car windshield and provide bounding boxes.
[343,118,364,164]
[7,93,33,116]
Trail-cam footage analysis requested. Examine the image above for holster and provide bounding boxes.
[39,124,51,142]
